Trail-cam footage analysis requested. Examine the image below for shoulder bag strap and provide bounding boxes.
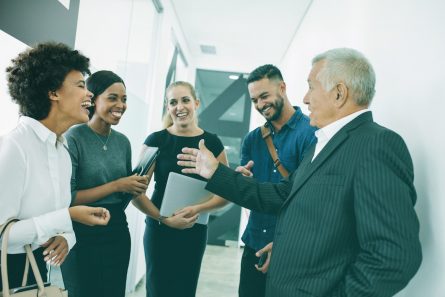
[260,124,289,178]
[0,219,30,288]
[0,218,18,237]
[1,220,46,297]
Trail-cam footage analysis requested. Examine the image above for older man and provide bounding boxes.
[178,48,422,297]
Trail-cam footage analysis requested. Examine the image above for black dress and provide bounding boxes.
[143,129,224,297]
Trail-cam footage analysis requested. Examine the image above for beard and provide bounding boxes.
[258,94,285,122]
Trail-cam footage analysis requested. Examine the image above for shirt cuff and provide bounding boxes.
[32,208,74,245]
[59,231,76,250]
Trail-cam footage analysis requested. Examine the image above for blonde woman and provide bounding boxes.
[143,81,228,297]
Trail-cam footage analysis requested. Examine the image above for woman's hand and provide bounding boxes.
[41,236,68,266]
[114,175,149,196]
[69,205,110,226]
[174,205,201,218]
[162,211,199,230]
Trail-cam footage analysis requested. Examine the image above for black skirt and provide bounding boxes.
[61,203,130,297]
[144,218,207,297]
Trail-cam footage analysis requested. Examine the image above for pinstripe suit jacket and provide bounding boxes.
[206,112,422,297]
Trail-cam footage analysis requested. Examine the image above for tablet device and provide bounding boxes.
[160,172,212,225]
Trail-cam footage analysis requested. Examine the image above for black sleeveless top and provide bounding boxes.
[143,129,224,209]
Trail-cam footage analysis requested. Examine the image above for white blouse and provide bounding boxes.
[0,116,75,254]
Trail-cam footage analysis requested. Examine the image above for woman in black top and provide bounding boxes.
[143,81,228,297]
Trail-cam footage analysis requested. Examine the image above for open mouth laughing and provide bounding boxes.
[176,112,188,119]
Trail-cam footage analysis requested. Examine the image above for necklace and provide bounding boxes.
[88,125,112,151]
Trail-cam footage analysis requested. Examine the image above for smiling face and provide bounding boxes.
[166,85,199,128]
[91,82,127,126]
[248,78,285,122]
[303,61,338,128]
[51,70,93,126]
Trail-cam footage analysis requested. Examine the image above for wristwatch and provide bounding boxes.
[157,215,167,225]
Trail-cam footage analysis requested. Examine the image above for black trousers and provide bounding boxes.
[0,247,47,291]
[61,204,130,297]
[238,246,267,297]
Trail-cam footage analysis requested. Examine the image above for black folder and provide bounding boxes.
[122,146,160,209]
[132,146,160,176]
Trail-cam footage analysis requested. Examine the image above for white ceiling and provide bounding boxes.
[170,0,313,73]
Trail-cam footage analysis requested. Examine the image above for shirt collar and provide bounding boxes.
[315,109,369,144]
[267,106,303,132]
[286,106,303,130]
[19,116,66,146]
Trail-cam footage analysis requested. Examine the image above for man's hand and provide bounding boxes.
[41,236,68,266]
[235,160,254,177]
[177,139,219,179]
[69,205,111,226]
[255,242,273,273]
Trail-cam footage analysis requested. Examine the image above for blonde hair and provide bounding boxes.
[162,81,199,128]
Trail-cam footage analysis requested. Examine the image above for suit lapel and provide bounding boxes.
[281,112,374,208]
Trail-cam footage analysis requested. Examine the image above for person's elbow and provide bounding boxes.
[392,240,422,289]
[401,240,422,282]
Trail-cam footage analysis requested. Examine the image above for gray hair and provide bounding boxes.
[312,48,376,106]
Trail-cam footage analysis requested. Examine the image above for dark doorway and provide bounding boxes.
[195,69,250,246]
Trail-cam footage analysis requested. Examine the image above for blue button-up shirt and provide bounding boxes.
[240,106,317,251]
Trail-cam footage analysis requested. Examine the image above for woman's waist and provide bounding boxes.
[73,203,128,234]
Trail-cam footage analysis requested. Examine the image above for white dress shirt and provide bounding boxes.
[0,116,75,253]
[312,109,369,162]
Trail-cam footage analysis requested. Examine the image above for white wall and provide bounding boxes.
[0,31,26,135]
[280,0,445,296]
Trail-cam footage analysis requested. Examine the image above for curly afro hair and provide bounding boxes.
[6,42,91,120]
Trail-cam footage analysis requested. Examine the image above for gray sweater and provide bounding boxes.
[65,124,131,206]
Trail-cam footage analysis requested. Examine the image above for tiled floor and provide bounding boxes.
[50,244,242,297]
[127,245,243,297]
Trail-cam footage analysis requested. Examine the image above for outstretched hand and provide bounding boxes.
[177,139,219,179]
[235,160,254,177]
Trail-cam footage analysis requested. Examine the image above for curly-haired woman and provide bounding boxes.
[0,42,110,291]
